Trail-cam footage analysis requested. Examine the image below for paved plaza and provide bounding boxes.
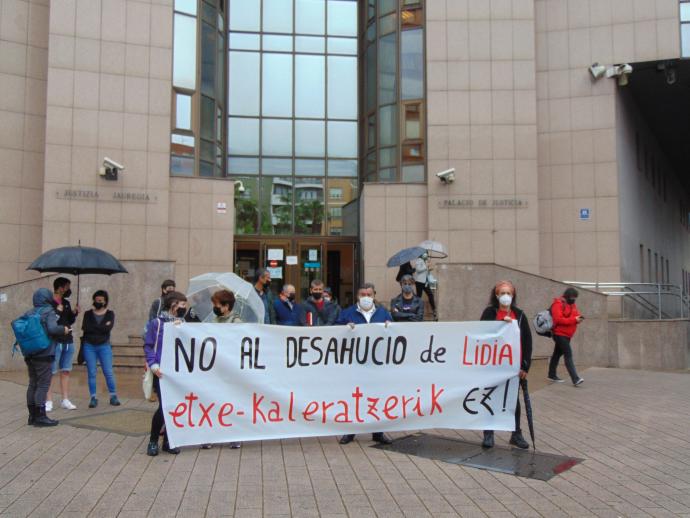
[0,367,689,517]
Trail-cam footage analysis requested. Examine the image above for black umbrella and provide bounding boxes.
[27,245,128,305]
[520,378,536,450]
[386,246,426,267]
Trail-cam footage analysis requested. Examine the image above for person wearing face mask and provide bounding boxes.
[479,280,533,450]
[390,274,424,322]
[336,282,394,445]
[274,284,302,326]
[211,289,242,323]
[46,277,79,412]
[302,279,340,326]
[145,291,189,456]
[548,287,584,386]
[81,290,119,409]
[254,268,276,324]
[413,253,437,320]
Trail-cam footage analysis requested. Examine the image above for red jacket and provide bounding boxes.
[551,298,580,338]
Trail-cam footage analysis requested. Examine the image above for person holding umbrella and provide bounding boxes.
[479,280,532,450]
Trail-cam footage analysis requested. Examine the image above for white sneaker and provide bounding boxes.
[45,400,53,412]
[61,399,77,410]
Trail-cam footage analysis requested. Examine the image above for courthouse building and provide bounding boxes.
[1,0,690,308]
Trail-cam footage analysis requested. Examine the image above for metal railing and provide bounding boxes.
[563,282,690,320]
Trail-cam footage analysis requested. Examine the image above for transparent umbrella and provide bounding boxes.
[418,240,448,259]
[186,272,265,323]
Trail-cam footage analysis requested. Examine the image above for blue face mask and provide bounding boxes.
[402,285,414,294]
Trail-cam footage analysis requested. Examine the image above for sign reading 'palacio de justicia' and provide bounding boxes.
[56,188,158,203]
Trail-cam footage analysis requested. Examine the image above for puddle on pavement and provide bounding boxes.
[373,433,583,481]
[59,408,151,436]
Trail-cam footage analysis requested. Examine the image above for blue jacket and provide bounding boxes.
[336,304,392,325]
[143,313,174,368]
[31,288,66,359]
[273,298,303,326]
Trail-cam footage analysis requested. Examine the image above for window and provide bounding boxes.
[682,1,690,57]
[329,188,343,199]
[329,207,342,217]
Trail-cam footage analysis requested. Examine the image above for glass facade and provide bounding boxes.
[682,1,690,57]
[227,0,359,236]
[362,0,425,183]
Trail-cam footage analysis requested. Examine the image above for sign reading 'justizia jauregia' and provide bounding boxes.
[439,198,529,208]
[56,187,158,203]
[160,321,521,448]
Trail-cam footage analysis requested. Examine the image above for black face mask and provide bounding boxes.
[287,294,296,302]
[93,302,105,310]
[566,297,576,305]
[213,306,223,316]
[312,292,322,300]
[63,289,72,299]
[176,307,187,318]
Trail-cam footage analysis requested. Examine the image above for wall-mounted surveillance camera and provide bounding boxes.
[606,63,633,86]
[589,63,607,80]
[99,157,124,181]
[436,168,455,184]
[234,180,246,194]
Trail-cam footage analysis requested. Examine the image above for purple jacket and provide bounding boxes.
[143,316,166,367]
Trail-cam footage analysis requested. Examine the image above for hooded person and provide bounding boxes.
[25,288,70,427]
[479,280,533,450]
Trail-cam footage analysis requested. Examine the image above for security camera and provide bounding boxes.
[234,180,246,194]
[606,63,633,86]
[99,157,124,181]
[436,168,455,184]
[589,62,606,80]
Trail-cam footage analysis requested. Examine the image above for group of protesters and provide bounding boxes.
[22,270,586,458]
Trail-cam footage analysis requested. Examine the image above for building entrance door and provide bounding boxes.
[233,239,357,306]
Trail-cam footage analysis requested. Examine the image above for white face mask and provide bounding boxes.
[358,296,374,311]
[498,294,513,307]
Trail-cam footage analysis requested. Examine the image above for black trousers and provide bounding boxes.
[26,356,53,407]
[415,282,436,311]
[150,376,166,443]
[485,399,521,435]
[548,335,580,383]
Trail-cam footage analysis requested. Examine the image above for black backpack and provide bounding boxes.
[395,262,415,282]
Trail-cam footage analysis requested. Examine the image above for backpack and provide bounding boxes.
[11,308,51,357]
[396,262,415,282]
[533,308,554,337]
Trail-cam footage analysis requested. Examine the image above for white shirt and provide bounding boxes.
[356,304,376,323]
[413,258,429,284]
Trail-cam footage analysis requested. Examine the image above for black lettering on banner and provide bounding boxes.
[199,337,217,371]
[241,337,253,369]
[419,335,446,363]
[174,337,194,372]
[462,385,503,415]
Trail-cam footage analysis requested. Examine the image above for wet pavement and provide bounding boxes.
[1,366,689,517]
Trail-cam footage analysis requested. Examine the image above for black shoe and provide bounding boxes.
[33,406,58,427]
[510,432,529,449]
[27,404,36,426]
[372,432,393,445]
[89,396,98,408]
[547,375,565,383]
[147,441,159,456]
[573,377,584,386]
[482,431,494,449]
[339,434,355,445]
[109,395,121,406]
[162,440,180,455]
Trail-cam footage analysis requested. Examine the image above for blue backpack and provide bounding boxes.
[11,308,51,357]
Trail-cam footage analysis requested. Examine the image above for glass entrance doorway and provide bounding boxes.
[234,239,357,306]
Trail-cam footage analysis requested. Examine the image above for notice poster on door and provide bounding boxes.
[267,267,282,279]
[286,255,298,265]
[268,249,284,261]
[308,249,318,261]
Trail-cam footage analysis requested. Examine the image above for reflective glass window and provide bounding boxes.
[296,0,325,34]
[327,56,357,119]
[216,33,224,100]
[295,159,326,176]
[295,120,325,156]
[402,165,425,182]
[295,36,325,53]
[201,22,215,96]
[175,0,196,15]
[201,96,215,140]
[365,151,376,180]
[175,94,192,130]
[295,177,325,235]
[171,156,194,176]
[401,8,423,28]
[229,0,260,31]
[261,176,293,234]
[327,178,357,235]
[229,33,260,50]
[171,134,195,156]
[365,44,376,112]
[682,3,690,22]
[379,32,397,105]
[234,176,260,234]
[327,0,357,36]
[403,102,421,139]
[379,0,396,15]
[173,14,197,89]
[228,117,260,155]
[367,0,375,20]
[263,35,293,51]
[380,12,397,35]
[262,119,293,156]
[327,37,357,54]
[229,52,260,116]
[228,157,260,175]
[402,142,423,161]
[202,3,215,23]
[401,28,424,100]
[379,167,397,182]
[379,104,397,147]
[379,146,396,168]
[262,158,293,175]
[201,139,215,162]
[683,24,690,57]
[263,0,293,33]
[327,121,357,157]
[262,53,293,117]
[328,159,357,177]
[366,21,376,43]
[296,55,325,118]
[200,160,214,177]
[367,114,376,150]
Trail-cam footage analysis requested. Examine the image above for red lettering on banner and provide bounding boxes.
[430,384,444,414]
[303,401,319,421]
[185,392,199,427]
[383,396,399,420]
[253,393,266,423]
[498,344,513,365]
[268,401,284,422]
[401,394,415,418]
[199,402,215,427]
[288,391,296,422]
[321,400,335,423]
[367,397,381,421]
[352,386,364,423]
[170,402,187,428]
[334,400,352,423]
[462,337,514,367]
[218,403,234,427]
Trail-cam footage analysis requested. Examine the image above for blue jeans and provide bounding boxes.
[82,342,117,397]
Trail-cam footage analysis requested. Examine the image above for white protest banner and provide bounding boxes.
[160,321,521,448]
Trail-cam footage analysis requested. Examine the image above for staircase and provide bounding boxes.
[112,335,146,369]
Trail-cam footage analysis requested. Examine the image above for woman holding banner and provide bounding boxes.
[479,280,532,450]
[144,291,188,457]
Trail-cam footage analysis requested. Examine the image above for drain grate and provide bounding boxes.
[60,408,151,436]
[373,433,583,481]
